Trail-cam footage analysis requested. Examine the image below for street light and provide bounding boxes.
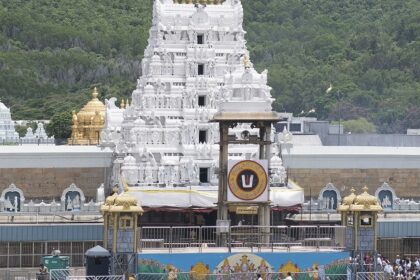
[327,84,344,145]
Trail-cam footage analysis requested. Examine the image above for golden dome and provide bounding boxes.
[338,186,383,212]
[342,188,356,205]
[105,192,118,206]
[76,87,105,124]
[115,192,138,208]
[101,191,143,213]
[353,186,382,211]
[337,188,356,212]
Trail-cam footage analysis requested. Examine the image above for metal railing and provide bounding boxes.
[139,225,346,252]
[49,268,86,279]
[0,269,38,280]
[356,272,384,280]
[135,271,348,280]
[66,276,124,280]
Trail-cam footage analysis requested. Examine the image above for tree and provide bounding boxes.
[46,111,72,140]
[342,118,377,134]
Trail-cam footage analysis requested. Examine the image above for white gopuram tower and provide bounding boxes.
[101,0,297,212]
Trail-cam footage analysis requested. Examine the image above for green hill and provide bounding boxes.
[0,0,419,133]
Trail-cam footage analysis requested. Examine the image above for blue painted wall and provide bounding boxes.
[138,251,350,273]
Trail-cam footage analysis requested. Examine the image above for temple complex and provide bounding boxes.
[100,0,302,221]
[69,87,106,145]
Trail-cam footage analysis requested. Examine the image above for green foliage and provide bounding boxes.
[341,118,377,134]
[46,111,72,139]
[15,125,28,138]
[243,0,420,133]
[15,122,38,137]
[0,0,419,133]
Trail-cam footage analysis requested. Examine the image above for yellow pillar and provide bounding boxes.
[354,212,358,251]
[134,214,138,252]
[113,212,118,254]
[104,213,108,249]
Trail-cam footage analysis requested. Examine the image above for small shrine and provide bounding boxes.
[337,187,382,253]
[68,87,105,145]
[101,190,143,275]
[21,122,54,144]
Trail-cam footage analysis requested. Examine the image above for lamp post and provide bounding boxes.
[326,84,344,145]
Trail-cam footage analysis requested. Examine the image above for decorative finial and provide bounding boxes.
[242,54,250,68]
[350,187,355,194]
[120,99,125,109]
[125,99,129,108]
[363,186,369,193]
[92,87,99,99]
[72,110,78,125]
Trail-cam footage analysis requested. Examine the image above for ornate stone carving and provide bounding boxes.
[60,183,86,212]
[318,183,341,210]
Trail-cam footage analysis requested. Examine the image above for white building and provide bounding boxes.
[101,0,303,212]
[0,101,19,143]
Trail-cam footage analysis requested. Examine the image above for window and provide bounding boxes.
[198,96,206,107]
[199,168,209,183]
[289,123,301,132]
[198,64,204,75]
[360,215,372,227]
[119,216,133,229]
[197,34,204,44]
[199,130,207,143]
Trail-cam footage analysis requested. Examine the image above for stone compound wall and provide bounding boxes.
[0,167,107,200]
[288,168,420,199]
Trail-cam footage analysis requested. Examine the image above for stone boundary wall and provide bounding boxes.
[0,167,107,200]
[289,168,420,198]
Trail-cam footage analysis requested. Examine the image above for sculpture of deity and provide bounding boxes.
[208,60,215,77]
[382,195,391,208]
[145,163,153,185]
[73,194,81,210]
[158,165,166,184]
[330,197,335,209]
[67,197,73,211]
[14,196,18,212]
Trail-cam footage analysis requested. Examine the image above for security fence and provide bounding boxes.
[0,225,346,269]
[356,272,384,280]
[0,241,103,268]
[49,268,85,279]
[139,225,346,252]
[0,269,38,280]
[0,268,124,280]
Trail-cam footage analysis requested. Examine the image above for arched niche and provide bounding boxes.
[318,183,341,210]
[0,183,25,212]
[375,182,396,211]
[60,183,85,211]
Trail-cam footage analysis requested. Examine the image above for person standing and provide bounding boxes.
[37,264,48,280]
[284,272,293,280]
[384,261,394,280]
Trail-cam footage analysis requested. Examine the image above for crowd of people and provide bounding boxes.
[350,254,420,279]
[379,255,420,280]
